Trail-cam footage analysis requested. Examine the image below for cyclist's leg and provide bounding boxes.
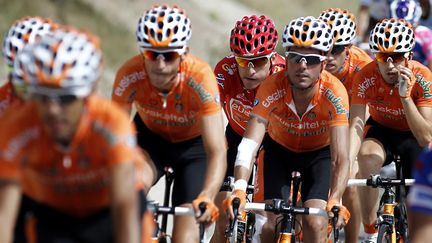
[357,138,386,224]
[300,146,331,243]
[260,137,294,243]
[410,213,432,243]
[342,159,361,243]
[212,125,241,243]
[171,137,207,243]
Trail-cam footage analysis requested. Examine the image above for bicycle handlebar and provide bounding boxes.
[348,176,415,187]
[148,204,195,216]
[244,201,328,217]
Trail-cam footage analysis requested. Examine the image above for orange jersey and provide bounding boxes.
[352,60,432,131]
[0,96,144,217]
[112,54,221,143]
[214,54,285,136]
[252,71,349,152]
[0,81,22,117]
[334,46,372,99]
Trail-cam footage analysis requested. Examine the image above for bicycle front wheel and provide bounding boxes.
[377,224,395,243]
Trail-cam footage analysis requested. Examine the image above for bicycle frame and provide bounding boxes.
[348,175,414,243]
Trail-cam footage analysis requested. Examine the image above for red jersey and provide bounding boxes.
[0,81,22,117]
[352,60,432,131]
[0,96,145,217]
[214,54,285,136]
[112,54,221,143]
[252,71,349,152]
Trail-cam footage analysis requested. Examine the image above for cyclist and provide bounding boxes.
[112,4,226,242]
[390,0,432,70]
[0,28,150,243]
[0,16,58,116]
[349,18,432,242]
[212,15,285,242]
[319,8,373,243]
[356,0,391,44]
[408,144,432,242]
[224,16,351,242]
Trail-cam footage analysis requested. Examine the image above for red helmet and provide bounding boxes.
[230,15,278,56]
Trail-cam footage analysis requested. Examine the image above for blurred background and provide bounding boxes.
[0,0,359,96]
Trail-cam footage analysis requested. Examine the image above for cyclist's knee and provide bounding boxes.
[302,215,328,234]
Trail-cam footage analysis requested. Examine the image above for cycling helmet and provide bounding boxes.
[13,28,103,97]
[369,18,415,53]
[319,8,356,45]
[230,15,278,56]
[2,16,57,67]
[390,0,422,26]
[282,16,333,52]
[136,4,192,51]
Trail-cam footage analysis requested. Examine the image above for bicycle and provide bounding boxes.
[348,175,415,243]
[243,200,327,243]
[221,176,255,243]
[147,200,208,243]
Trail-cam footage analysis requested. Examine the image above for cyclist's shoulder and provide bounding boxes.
[349,45,373,64]
[86,95,133,130]
[183,53,214,75]
[115,54,144,76]
[0,103,40,147]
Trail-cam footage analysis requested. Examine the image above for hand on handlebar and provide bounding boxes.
[192,195,219,224]
[326,199,351,229]
[222,189,247,220]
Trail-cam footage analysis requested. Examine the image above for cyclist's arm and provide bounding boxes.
[328,125,350,202]
[199,111,227,200]
[233,114,267,183]
[401,99,432,146]
[110,162,140,243]
[0,180,21,243]
[348,104,367,166]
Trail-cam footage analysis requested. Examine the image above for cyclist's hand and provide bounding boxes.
[326,199,351,229]
[222,189,246,220]
[192,195,219,224]
[398,64,415,98]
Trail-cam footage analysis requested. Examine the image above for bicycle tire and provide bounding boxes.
[394,202,409,243]
[377,224,393,243]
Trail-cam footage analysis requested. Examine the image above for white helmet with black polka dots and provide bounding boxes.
[369,18,415,53]
[136,4,192,51]
[319,8,356,45]
[2,16,58,67]
[12,27,103,97]
[282,16,333,52]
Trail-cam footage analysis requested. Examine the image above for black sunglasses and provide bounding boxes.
[330,45,348,55]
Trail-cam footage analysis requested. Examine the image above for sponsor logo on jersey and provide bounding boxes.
[357,76,376,98]
[262,89,286,108]
[321,86,346,114]
[416,74,432,99]
[114,70,145,97]
[253,98,260,107]
[187,78,212,102]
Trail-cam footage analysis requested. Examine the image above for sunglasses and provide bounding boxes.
[330,45,347,55]
[234,54,272,68]
[374,52,409,63]
[142,47,186,62]
[33,94,79,106]
[285,51,327,66]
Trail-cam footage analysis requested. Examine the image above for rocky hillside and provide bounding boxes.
[0,0,360,96]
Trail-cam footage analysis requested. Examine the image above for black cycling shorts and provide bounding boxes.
[364,118,423,179]
[262,137,331,202]
[134,114,207,206]
[14,191,147,243]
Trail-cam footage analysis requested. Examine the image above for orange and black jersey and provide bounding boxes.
[252,70,349,152]
[112,54,221,143]
[352,60,432,131]
[0,96,145,217]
